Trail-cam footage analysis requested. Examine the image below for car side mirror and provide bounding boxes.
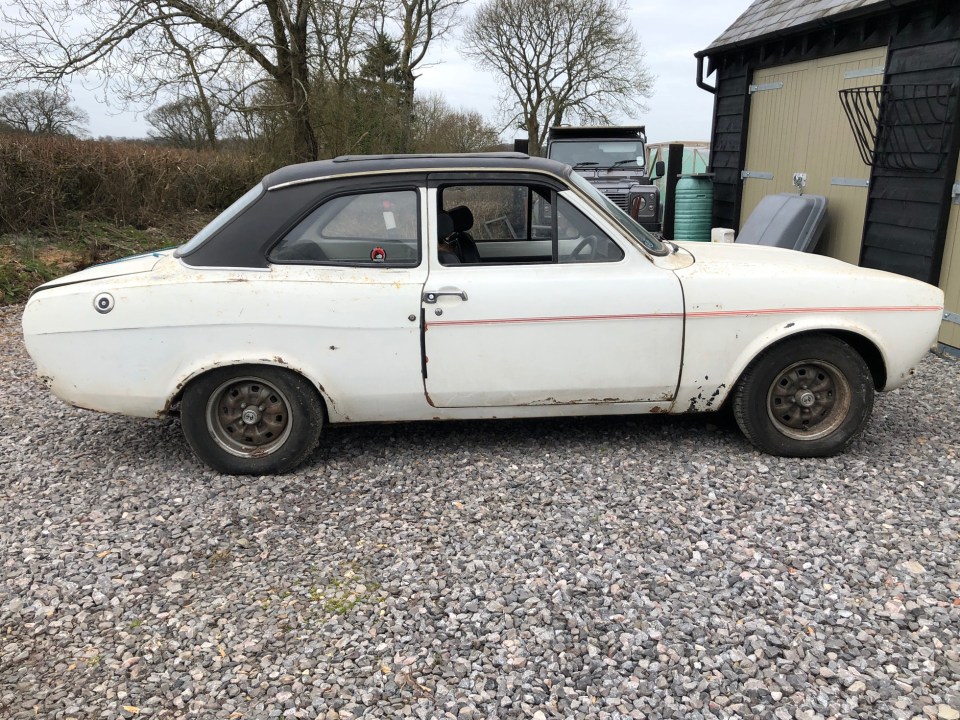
[654,160,665,178]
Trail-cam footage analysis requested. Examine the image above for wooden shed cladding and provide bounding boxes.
[739,48,886,265]
[859,15,960,285]
[709,67,750,233]
[704,8,902,232]
[940,154,960,349]
[699,0,960,347]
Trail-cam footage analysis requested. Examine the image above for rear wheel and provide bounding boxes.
[733,335,874,457]
[181,366,324,475]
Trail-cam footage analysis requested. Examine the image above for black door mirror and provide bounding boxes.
[654,160,666,178]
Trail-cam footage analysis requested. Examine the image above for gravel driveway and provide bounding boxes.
[1,304,958,720]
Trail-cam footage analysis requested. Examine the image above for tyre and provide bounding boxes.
[732,335,874,457]
[180,366,324,475]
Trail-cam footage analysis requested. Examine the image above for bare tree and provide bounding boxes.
[0,0,466,161]
[413,93,500,152]
[154,20,222,150]
[390,0,469,149]
[223,83,298,159]
[0,89,89,136]
[464,0,654,155]
[147,96,224,149]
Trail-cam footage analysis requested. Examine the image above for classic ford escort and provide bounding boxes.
[22,154,944,474]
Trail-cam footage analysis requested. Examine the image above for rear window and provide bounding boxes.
[175,183,264,257]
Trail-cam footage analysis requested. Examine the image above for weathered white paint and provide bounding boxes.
[422,188,684,407]
[673,242,944,411]
[22,189,944,427]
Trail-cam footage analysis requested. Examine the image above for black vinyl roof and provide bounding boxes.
[263,152,570,189]
[179,152,580,269]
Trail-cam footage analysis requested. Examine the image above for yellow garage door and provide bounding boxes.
[740,48,887,264]
[939,159,960,349]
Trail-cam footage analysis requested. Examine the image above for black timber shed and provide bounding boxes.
[695,0,960,341]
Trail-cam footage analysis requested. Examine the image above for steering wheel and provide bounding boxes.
[570,234,598,261]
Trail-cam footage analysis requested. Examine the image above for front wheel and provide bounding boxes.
[180,366,324,475]
[732,335,875,457]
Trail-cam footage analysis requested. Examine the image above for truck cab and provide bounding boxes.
[546,125,661,232]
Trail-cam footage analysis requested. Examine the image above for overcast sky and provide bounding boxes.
[71,0,750,145]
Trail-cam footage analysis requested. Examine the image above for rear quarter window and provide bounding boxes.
[270,189,420,267]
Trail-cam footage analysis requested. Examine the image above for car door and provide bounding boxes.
[421,175,684,408]
[265,182,430,421]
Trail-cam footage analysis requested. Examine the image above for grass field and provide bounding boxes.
[0,133,264,304]
[0,212,213,304]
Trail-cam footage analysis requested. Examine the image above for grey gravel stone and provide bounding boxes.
[1,304,959,719]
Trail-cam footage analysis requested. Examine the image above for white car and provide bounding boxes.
[22,154,944,474]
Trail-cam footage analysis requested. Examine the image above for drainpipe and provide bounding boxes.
[696,55,715,94]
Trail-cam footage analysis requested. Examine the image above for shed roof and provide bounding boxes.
[703,0,887,54]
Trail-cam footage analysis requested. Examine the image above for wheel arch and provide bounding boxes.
[731,328,887,398]
[164,357,333,422]
[818,329,886,390]
[729,331,878,457]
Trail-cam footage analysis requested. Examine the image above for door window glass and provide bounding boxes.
[437,184,622,265]
[556,196,625,263]
[271,189,419,266]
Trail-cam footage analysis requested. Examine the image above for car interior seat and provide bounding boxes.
[436,212,460,265]
[447,205,482,263]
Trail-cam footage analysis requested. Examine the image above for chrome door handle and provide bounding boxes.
[423,290,468,304]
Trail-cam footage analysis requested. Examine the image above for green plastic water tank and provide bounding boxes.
[673,175,713,242]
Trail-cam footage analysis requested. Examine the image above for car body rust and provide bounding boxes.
[685,383,728,412]
[18,153,947,474]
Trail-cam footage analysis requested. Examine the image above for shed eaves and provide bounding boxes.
[704,0,887,53]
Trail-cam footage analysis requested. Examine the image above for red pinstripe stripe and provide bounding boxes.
[429,312,683,327]
[686,305,943,318]
[426,305,943,328]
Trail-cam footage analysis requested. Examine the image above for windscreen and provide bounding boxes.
[550,140,646,169]
[567,171,666,255]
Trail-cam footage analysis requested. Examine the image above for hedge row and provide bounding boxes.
[0,134,270,232]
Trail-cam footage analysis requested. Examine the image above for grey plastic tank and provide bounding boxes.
[736,193,828,252]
